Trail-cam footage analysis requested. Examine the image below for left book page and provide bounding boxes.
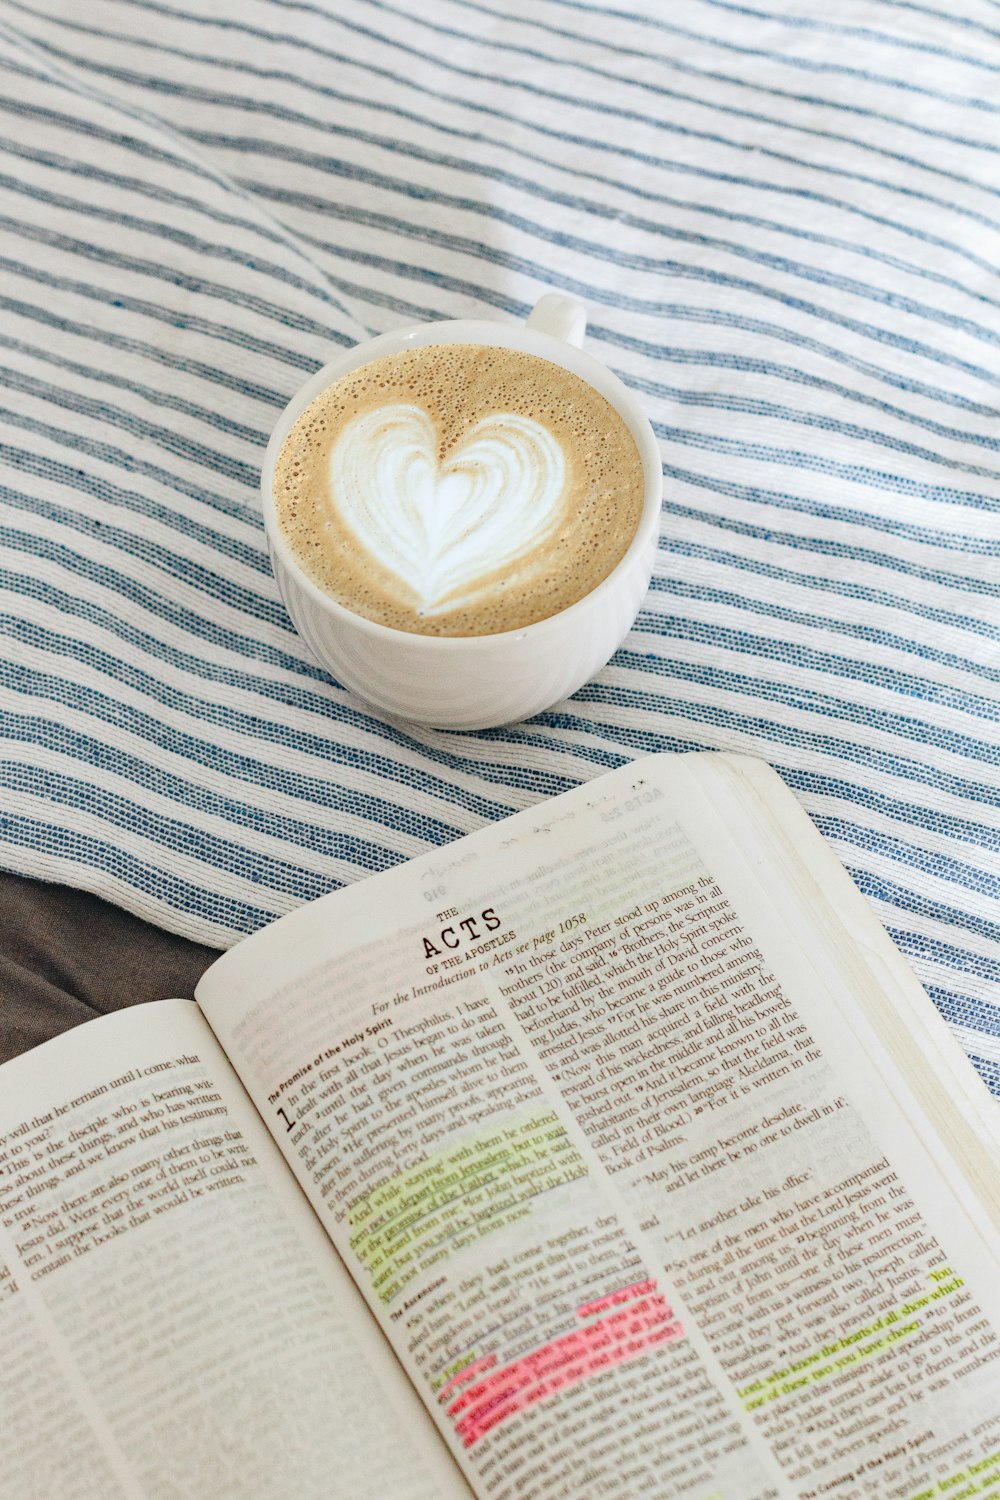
[0,998,470,1500]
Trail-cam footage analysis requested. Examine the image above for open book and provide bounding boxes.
[3,753,999,1500]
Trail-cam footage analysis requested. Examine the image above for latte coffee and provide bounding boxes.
[272,344,644,637]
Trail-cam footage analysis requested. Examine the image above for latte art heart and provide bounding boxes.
[329,404,567,615]
[274,343,645,637]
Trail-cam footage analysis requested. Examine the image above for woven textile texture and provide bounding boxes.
[0,1,997,1089]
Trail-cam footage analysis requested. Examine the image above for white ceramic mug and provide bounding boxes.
[260,294,662,730]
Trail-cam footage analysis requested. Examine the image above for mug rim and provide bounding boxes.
[260,317,662,651]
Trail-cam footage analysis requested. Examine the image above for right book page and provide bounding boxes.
[199,751,1000,1500]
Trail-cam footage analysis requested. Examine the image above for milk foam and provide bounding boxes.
[273,344,644,638]
[330,403,566,615]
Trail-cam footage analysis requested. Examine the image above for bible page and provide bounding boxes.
[199,751,1000,1500]
[0,999,469,1500]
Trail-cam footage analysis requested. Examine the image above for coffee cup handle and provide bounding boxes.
[526,293,587,348]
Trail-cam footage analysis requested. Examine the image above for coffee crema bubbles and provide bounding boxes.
[272,344,645,637]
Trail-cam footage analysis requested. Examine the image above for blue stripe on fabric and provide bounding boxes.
[0,759,394,897]
[0,165,358,326]
[3,444,270,576]
[17,0,1000,185]
[647,555,999,651]
[7,545,995,864]
[0,332,269,446]
[692,0,1000,73]
[625,350,1000,458]
[0,810,276,933]
[9,52,998,343]
[0,613,574,812]
[619,626,998,725]
[0,364,262,493]
[65,0,1000,153]
[870,1,1000,44]
[540,691,999,809]
[658,475,1000,596]
[607,650,998,772]
[14,0,1000,201]
[256,189,1000,391]
[16,7,1000,287]
[0,113,363,308]
[536,0,1000,111]
[360,0,1000,149]
[0,250,327,371]
[591,312,1000,424]
[0,291,288,406]
[655,424,1000,514]
[650,576,999,688]
[777,766,999,854]
[0,209,343,343]
[968,1054,1000,1098]
[885,921,1000,985]
[814,820,999,931]
[919,986,1000,1043]
[634,376,1000,474]
[14,10,1000,312]
[183,128,1000,364]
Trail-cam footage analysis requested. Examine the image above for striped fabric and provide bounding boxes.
[0,1,997,1089]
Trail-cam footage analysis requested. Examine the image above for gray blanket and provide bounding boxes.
[0,875,220,1066]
